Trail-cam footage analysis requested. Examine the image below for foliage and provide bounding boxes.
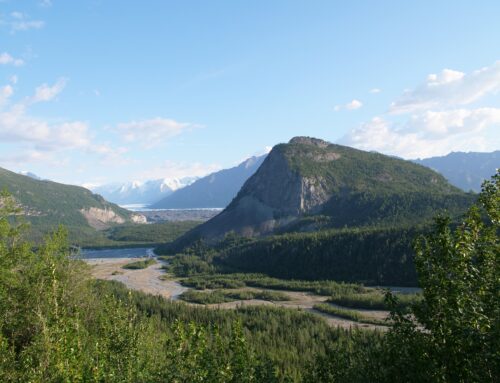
[182,273,366,295]
[328,290,420,311]
[306,171,500,382]
[105,220,199,243]
[122,258,157,269]
[102,279,358,381]
[0,191,280,382]
[313,303,386,326]
[179,289,290,304]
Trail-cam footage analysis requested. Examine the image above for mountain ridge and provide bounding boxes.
[0,166,145,243]
[413,150,499,192]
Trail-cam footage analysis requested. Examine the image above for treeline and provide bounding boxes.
[215,226,423,286]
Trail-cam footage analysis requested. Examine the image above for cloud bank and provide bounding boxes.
[341,61,500,158]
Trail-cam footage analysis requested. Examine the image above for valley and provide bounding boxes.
[83,248,393,330]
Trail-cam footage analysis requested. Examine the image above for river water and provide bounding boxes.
[80,247,155,259]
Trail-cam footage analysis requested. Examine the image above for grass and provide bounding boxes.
[313,303,387,326]
[328,291,420,311]
[179,290,232,304]
[122,258,157,270]
[182,273,367,296]
[179,289,291,305]
[180,273,421,310]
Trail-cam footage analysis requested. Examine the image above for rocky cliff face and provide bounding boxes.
[80,207,126,230]
[231,139,333,217]
[181,137,343,239]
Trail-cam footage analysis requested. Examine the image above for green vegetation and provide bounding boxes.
[179,289,290,304]
[0,191,287,381]
[0,167,131,241]
[102,280,370,381]
[160,224,432,286]
[0,166,200,247]
[328,290,420,311]
[122,258,157,269]
[105,220,199,243]
[178,273,418,311]
[182,273,366,295]
[305,171,499,382]
[179,290,233,304]
[313,303,387,326]
[1,168,496,382]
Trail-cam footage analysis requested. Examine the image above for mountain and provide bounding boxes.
[0,166,145,243]
[18,171,42,180]
[414,151,499,192]
[150,154,267,209]
[91,177,198,205]
[174,137,474,244]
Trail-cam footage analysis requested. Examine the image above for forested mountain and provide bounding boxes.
[0,166,145,243]
[413,150,499,192]
[91,177,197,205]
[174,137,473,244]
[150,154,267,209]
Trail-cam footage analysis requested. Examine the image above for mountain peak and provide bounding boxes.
[288,136,330,148]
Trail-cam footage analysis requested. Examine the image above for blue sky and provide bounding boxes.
[1,0,499,186]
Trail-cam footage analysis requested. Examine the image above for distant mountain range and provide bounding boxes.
[413,151,499,192]
[150,155,267,209]
[90,177,198,205]
[173,137,474,244]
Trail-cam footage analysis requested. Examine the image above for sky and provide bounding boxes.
[0,0,499,186]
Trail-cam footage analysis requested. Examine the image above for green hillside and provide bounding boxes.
[0,167,138,244]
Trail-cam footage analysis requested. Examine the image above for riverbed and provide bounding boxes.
[82,247,187,300]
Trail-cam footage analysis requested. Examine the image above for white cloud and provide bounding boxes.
[9,75,18,84]
[0,79,122,158]
[341,108,500,158]
[39,0,52,7]
[390,61,500,114]
[0,52,24,66]
[116,117,197,148]
[31,78,67,103]
[334,99,363,111]
[369,88,381,94]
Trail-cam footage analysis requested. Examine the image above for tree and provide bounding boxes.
[381,171,499,382]
[306,171,499,383]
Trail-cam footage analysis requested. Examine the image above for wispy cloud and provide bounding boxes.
[3,11,45,33]
[137,160,221,181]
[341,109,500,158]
[0,52,24,66]
[31,78,67,103]
[116,117,199,148]
[390,61,500,114]
[39,0,52,7]
[334,99,363,111]
[0,78,126,162]
[369,88,381,94]
[341,61,500,158]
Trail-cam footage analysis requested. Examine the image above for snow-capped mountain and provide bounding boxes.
[90,177,198,206]
[18,171,42,180]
